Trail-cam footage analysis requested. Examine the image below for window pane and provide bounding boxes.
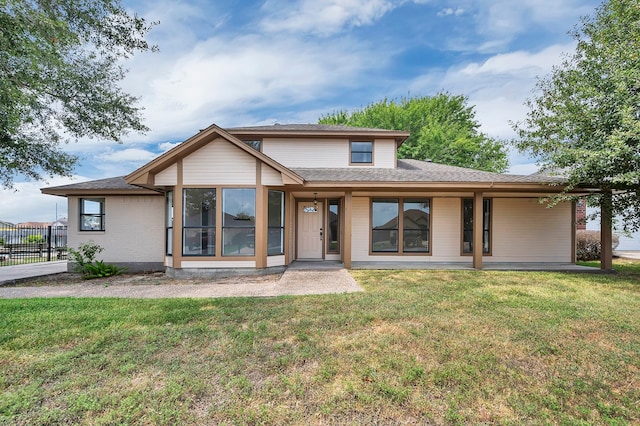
[351,152,372,163]
[268,191,284,227]
[80,198,105,231]
[267,228,284,255]
[166,191,173,227]
[351,141,372,152]
[372,199,398,229]
[223,189,255,225]
[403,200,430,230]
[183,228,215,255]
[223,189,256,257]
[268,190,285,256]
[82,199,102,214]
[328,200,339,253]
[184,189,216,227]
[223,228,255,256]
[403,230,429,252]
[372,229,398,252]
[351,141,372,163]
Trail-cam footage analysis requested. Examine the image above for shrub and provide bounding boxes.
[576,230,620,261]
[68,241,125,279]
[0,237,4,246]
[22,234,45,243]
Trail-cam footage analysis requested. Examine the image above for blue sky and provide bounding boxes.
[1,0,603,224]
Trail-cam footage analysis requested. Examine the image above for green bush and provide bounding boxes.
[576,230,620,261]
[68,241,125,279]
[22,235,45,243]
[82,260,127,279]
[0,237,4,246]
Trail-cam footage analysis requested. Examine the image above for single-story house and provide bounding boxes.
[42,123,612,276]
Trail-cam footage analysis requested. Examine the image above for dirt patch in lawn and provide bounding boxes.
[5,271,283,287]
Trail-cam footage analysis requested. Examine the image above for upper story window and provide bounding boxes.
[350,141,373,164]
[80,198,105,231]
[242,140,262,151]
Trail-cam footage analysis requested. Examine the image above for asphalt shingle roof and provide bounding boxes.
[225,123,406,133]
[44,176,143,191]
[291,159,565,184]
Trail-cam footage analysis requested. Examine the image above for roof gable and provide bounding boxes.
[125,124,304,187]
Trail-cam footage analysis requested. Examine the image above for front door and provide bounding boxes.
[297,201,323,259]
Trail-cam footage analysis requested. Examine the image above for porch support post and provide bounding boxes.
[473,191,483,269]
[172,159,184,269]
[255,167,266,269]
[343,191,353,269]
[600,191,613,270]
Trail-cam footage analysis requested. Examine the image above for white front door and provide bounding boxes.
[297,201,323,259]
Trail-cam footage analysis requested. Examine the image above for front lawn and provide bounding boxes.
[1,260,639,424]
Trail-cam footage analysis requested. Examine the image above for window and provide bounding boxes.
[462,198,491,254]
[166,191,173,255]
[242,140,262,151]
[79,198,105,231]
[183,189,216,256]
[268,190,284,256]
[372,198,430,254]
[328,199,340,253]
[350,141,373,164]
[403,200,430,252]
[222,188,256,256]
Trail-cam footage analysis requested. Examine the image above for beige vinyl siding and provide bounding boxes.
[351,197,370,261]
[68,195,165,263]
[181,260,256,268]
[263,138,348,168]
[262,138,398,168]
[267,255,286,267]
[155,163,177,186]
[431,197,465,261]
[490,198,572,262]
[183,137,256,185]
[373,139,396,168]
[262,165,283,186]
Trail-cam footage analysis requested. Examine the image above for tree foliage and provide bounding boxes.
[319,93,509,173]
[513,0,640,231]
[0,0,157,188]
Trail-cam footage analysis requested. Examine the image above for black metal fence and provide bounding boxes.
[0,225,68,266]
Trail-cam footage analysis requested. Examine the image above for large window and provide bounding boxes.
[328,199,340,253]
[183,189,216,256]
[268,190,284,256]
[79,198,105,231]
[350,141,373,164]
[166,191,173,255]
[372,198,430,254]
[403,200,430,252]
[222,188,256,256]
[462,198,491,254]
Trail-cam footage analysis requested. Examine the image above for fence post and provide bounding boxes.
[47,225,52,262]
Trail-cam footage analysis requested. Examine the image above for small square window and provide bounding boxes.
[351,141,373,164]
[80,198,105,231]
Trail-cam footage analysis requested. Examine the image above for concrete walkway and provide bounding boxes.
[0,261,68,285]
[0,261,364,299]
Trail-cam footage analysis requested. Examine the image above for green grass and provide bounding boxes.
[2,260,640,425]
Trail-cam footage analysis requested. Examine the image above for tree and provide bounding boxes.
[513,0,640,231]
[0,0,157,188]
[319,93,509,173]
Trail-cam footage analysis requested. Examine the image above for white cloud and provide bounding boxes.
[125,34,379,138]
[159,142,181,152]
[0,175,91,224]
[97,148,157,163]
[409,42,576,139]
[437,7,465,17]
[260,0,396,36]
